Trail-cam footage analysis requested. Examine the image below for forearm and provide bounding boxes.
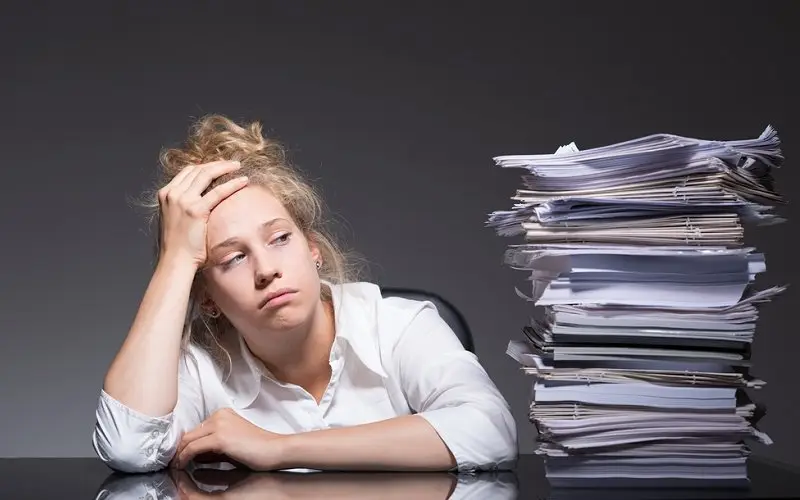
[279,415,457,471]
[103,253,198,417]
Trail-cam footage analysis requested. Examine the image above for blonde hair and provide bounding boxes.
[135,114,365,375]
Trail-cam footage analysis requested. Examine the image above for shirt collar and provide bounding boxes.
[221,280,388,408]
[326,280,388,378]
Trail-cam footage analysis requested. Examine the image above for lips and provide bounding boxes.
[258,288,298,309]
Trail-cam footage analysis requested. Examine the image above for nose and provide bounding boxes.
[252,254,281,289]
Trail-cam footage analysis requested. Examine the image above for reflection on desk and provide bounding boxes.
[94,465,518,500]
[3,454,800,499]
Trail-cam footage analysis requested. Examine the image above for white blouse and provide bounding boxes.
[91,281,518,473]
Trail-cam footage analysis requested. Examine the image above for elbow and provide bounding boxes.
[501,411,520,467]
[459,399,519,470]
[92,423,172,473]
[91,390,178,473]
[477,400,519,469]
[421,398,519,472]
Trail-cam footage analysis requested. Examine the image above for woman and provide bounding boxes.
[92,114,518,473]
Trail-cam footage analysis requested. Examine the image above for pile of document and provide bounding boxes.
[489,126,788,488]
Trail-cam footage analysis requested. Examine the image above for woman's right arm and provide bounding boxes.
[102,254,198,418]
[92,160,249,472]
[91,254,203,473]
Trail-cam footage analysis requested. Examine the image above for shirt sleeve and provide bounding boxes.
[91,350,207,473]
[390,300,519,472]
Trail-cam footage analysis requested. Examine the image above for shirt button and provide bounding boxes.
[145,445,154,455]
[151,430,159,438]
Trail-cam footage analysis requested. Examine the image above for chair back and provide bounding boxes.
[380,287,475,353]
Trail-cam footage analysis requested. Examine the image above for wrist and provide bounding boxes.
[275,433,305,470]
[157,251,201,274]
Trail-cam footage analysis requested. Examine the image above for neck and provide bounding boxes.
[246,298,336,388]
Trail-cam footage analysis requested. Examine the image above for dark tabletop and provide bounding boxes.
[1,454,799,499]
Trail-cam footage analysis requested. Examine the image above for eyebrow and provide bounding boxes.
[208,218,290,254]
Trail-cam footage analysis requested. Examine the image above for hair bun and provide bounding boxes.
[159,114,286,178]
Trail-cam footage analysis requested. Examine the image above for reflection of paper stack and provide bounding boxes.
[488,127,788,488]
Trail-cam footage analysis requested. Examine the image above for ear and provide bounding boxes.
[196,284,216,311]
[307,234,322,262]
[310,246,321,263]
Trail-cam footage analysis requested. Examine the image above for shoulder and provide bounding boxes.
[330,280,437,320]
[330,281,449,344]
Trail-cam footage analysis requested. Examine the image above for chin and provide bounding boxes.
[257,305,311,331]
[252,290,319,328]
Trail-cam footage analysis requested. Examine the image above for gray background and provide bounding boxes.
[2,1,798,466]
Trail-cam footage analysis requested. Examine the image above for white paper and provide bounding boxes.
[492,126,785,485]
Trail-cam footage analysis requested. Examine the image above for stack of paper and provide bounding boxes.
[488,126,788,488]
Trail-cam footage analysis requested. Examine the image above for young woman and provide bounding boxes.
[92,115,518,473]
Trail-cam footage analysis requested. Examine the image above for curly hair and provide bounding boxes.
[134,114,365,376]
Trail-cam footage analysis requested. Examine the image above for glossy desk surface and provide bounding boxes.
[1,454,799,499]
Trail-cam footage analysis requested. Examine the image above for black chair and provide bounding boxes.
[380,287,475,353]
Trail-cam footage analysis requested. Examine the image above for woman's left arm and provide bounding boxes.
[277,301,519,472]
[278,413,457,471]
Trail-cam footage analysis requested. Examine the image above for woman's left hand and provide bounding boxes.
[171,408,287,470]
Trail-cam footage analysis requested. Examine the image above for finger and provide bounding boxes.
[175,422,214,462]
[182,160,243,197]
[159,165,196,203]
[196,176,249,212]
[176,434,221,469]
[170,165,199,189]
[173,160,229,192]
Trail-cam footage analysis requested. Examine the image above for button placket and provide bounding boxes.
[319,342,345,415]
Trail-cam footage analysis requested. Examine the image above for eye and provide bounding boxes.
[221,254,245,268]
[272,232,292,245]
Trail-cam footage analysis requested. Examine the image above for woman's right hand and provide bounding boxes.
[157,160,249,268]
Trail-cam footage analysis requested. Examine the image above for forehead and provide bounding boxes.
[206,185,293,241]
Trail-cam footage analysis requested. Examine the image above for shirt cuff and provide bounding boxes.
[93,390,177,473]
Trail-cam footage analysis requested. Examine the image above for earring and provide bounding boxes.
[207,306,220,318]
[316,260,322,270]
